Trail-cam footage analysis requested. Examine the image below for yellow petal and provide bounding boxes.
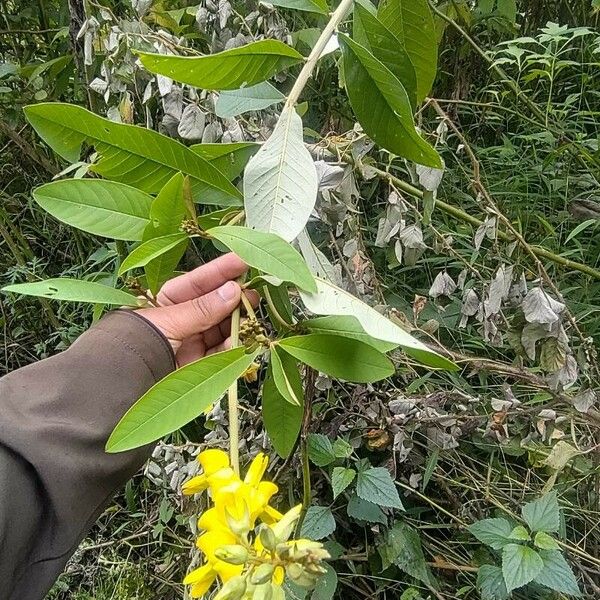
[271,504,302,542]
[207,468,240,495]
[244,453,269,487]
[183,563,215,586]
[181,474,209,495]
[256,481,279,504]
[198,449,230,475]
[196,530,238,563]
[213,560,244,582]
[273,566,285,586]
[198,507,229,532]
[260,505,283,525]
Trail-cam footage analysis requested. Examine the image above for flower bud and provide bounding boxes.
[214,544,249,565]
[285,563,317,588]
[258,525,278,552]
[251,582,274,600]
[250,563,275,585]
[214,575,247,600]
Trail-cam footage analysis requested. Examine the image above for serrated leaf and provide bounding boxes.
[299,277,456,370]
[534,550,582,596]
[353,4,417,108]
[107,347,258,452]
[509,525,531,541]
[346,494,386,524]
[118,233,189,275]
[377,0,437,102]
[308,433,336,467]
[477,565,509,600]
[2,278,140,306]
[263,357,303,458]
[279,334,394,383]
[191,142,259,181]
[33,179,153,241]
[300,506,336,540]
[268,0,329,15]
[339,34,441,168]
[24,103,241,204]
[534,532,560,550]
[469,518,513,550]
[137,40,303,90]
[502,544,544,592]
[209,226,316,292]
[303,315,398,353]
[332,437,353,459]
[270,346,303,405]
[331,467,356,499]
[215,81,285,118]
[356,467,403,509]
[244,105,318,242]
[522,492,560,533]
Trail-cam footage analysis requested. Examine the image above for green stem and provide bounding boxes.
[262,285,294,329]
[228,306,241,475]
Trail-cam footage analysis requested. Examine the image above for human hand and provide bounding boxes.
[135,253,258,366]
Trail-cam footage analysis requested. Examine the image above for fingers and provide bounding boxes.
[157,253,248,306]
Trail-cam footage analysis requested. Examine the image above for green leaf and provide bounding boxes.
[215,82,285,118]
[208,226,316,292]
[268,0,328,15]
[509,525,531,541]
[534,532,560,550]
[300,506,336,540]
[346,494,386,524]
[137,40,303,90]
[279,334,394,383]
[244,105,318,242]
[299,278,456,370]
[307,433,336,467]
[24,103,241,204]
[107,347,258,452]
[303,315,398,353]
[270,346,303,406]
[339,34,441,168]
[522,492,560,533]
[118,233,189,275]
[477,565,509,600]
[332,437,353,459]
[262,357,303,458]
[379,522,436,586]
[353,4,417,108]
[33,179,153,241]
[469,518,513,550]
[501,544,544,593]
[311,565,338,600]
[332,467,356,499]
[534,550,582,596]
[356,466,403,509]
[190,142,259,181]
[377,0,438,102]
[2,278,140,306]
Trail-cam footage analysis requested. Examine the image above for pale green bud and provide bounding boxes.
[250,563,275,585]
[214,544,249,565]
[258,525,277,552]
[214,575,247,600]
[285,564,317,589]
[251,582,274,600]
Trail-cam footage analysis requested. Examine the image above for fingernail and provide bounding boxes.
[218,281,238,301]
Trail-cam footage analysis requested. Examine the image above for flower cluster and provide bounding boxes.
[182,449,330,600]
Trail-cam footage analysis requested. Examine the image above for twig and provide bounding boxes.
[227,306,241,475]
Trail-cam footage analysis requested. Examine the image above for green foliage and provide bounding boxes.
[307,434,337,467]
[356,466,403,509]
[118,234,189,276]
[522,491,560,533]
[331,467,356,499]
[300,506,336,540]
[215,82,285,118]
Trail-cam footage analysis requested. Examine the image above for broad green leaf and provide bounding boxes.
[297,229,341,284]
[262,358,303,458]
[346,494,386,524]
[303,315,398,353]
[339,34,441,168]
[143,172,189,294]
[270,346,303,406]
[353,4,417,108]
[118,233,189,275]
[107,347,258,452]
[377,0,438,102]
[263,282,294,331]
[534,532,560,550]
[307,433,336,467]
[299,278,456,370]
[215,82,285,118]
[501,544,544,592]
[522,492,560,533]
[332,467,356,499]
[356,466,403,509]
[332,437,353,459]
[191,142,259,181]
[137,40,303,90]
[311,565,338,600]
[244,105,318,242]
[469,518,513,550]
[2,278,140,306]
[268,0,328,14]
[509,525,530,541]
[379,522,435,585]
[33,179,153,241]
[300,506,336,540]
[196,208,240,231]
[477,565,509,600]
[24,103,241,204]
[279,334,394,382]
[534,550,582,596]
[209,226,316,292]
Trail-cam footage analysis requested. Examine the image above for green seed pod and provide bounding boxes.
[250,562,275,585]
[214,544,249,565]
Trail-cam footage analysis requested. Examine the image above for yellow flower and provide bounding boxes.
[183,563,217,598]
[182,449,233,495]
[244,453,269,487]
[196,530,243,582]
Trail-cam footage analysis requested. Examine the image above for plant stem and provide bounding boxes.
[262,285,294,329]
[285,0,354,109]
[228,306,241,475]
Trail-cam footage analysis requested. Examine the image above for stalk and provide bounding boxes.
[227,306,241,475]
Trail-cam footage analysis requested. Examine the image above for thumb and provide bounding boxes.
[139,280,242,341]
